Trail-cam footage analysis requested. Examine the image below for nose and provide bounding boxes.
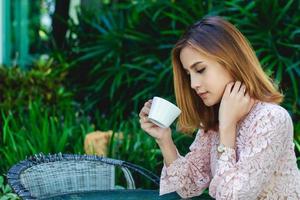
[190,74,202,90]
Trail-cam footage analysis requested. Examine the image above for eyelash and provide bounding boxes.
[196,68,206,74]
[186,67,206,75]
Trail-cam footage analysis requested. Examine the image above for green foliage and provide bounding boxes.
[294,121,300,168]
[0,99,94,174]
[0,175,19,200]
[64,0,224,119]
[0,97,193,189]
[219,0,300,119]
[64,0,299,125]
[86,111,194,188]
[62,0,300,162]
[0,57,72,113]
[218,0,300,167]
[0,0,299,194]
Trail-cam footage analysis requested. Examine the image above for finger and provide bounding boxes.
[232,81,242,94]
[139,115,147,123]
[142,121,155,129]
[144,116,149,122]
[139,106,150,117]
[240,85,246,96]
[142,115,151,123]
[244,92,250,99]
[247,98,255,112]
[140,117,149,126]
[145,100,153,108]
[243,93,251,105]
[142,106,150,115]
[145,102,152,109]
[139,118,146,127]
[139,109,146,118]
[145,99,153,104]
[139,109,145,118]
[224,82,235,96]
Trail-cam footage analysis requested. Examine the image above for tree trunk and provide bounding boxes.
[52,0,70,50]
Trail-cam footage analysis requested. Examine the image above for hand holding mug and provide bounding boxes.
[139,99,172,141]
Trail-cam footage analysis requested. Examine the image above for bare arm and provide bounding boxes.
[139,99,179,167]
[156,137,178,167]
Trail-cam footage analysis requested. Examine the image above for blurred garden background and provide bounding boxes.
[0,0,299,198]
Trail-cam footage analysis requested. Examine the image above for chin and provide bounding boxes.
[202,98,219,107]
[202,100,214,107]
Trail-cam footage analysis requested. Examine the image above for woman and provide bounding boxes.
[139,16,300,199]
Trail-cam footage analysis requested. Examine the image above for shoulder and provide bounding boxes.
[243,101,293,135]
[190,129,215,150]
[195,129,216,140]
[253,101,292,123]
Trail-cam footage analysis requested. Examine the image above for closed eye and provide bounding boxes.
[185,67,206,75]
[196,68,206,74]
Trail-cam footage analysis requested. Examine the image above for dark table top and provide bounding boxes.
[41,189,214,200]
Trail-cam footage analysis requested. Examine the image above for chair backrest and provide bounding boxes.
[7,153,159,199]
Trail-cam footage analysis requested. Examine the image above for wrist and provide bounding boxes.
[155,136,173,148]
[219,123,237,133]
[219,125,237,149]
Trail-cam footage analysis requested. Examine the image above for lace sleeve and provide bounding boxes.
[159,129,212,198]
[209,106,292,200]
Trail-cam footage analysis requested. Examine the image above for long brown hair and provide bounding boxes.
[173,16,283,135]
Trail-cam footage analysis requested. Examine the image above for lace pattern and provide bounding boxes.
[159,129,212,198]
[159,102,300,199]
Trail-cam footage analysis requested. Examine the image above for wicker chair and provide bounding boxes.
[7,153,160,200]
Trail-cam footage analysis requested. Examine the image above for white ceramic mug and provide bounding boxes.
[148,97,181,128]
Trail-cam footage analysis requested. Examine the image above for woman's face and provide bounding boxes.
[180,46,234,107]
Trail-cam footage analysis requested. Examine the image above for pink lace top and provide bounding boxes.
[160,101,300,199]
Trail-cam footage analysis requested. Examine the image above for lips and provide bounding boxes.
[197,92,209,98]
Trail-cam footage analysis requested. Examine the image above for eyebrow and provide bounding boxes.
[188,61,203,69]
